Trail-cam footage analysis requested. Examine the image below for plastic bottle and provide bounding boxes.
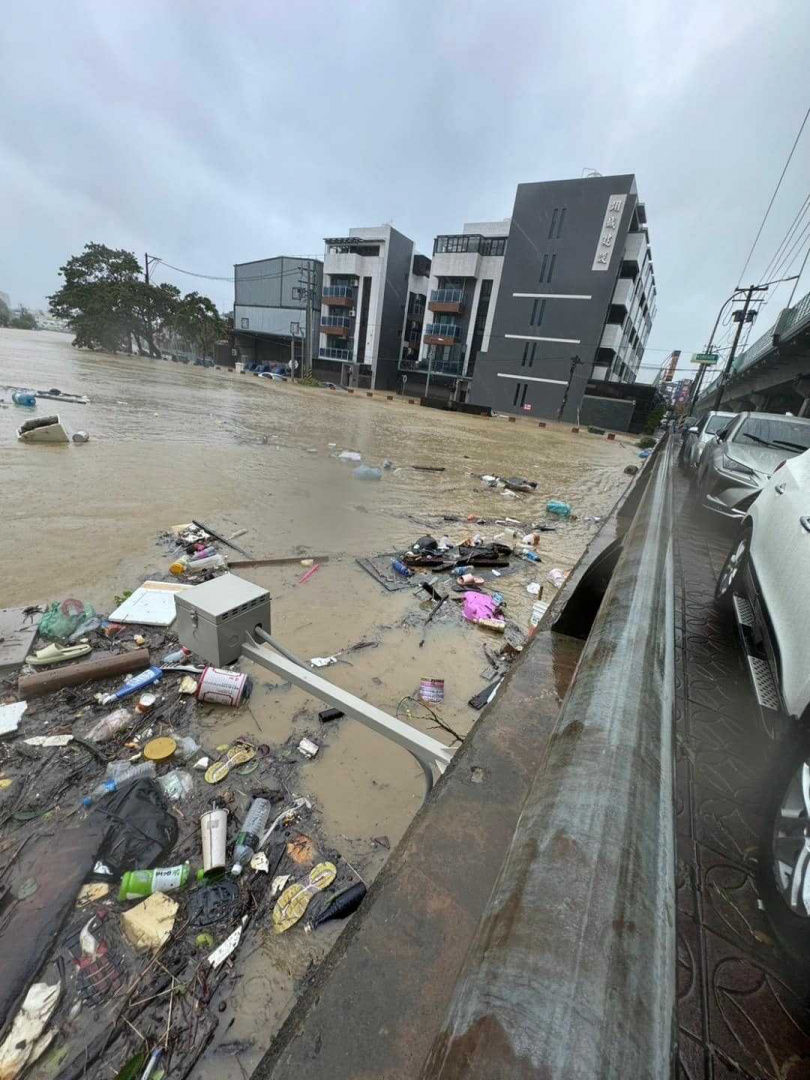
[451,565,473,577]
[521,551,542,564]
[85,707,132,743]
[118,863,191,902]
[100,666,163,705]
[546,499,572,517]
[156,769,194,802]
[12,390,36,406]
[231,796,273,875]
[186,553,226,572]
[82,761,156,806]
[169,556,189,576]
[162,647,191,665]
[391,559,413,578]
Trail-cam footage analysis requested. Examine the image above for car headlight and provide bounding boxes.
[722,453,756,478]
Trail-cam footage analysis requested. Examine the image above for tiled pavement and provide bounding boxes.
[673,470,810,1078]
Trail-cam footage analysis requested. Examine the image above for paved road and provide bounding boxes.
[673,471,810,1078]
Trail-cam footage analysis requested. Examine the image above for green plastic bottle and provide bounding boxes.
[118,863,191,902]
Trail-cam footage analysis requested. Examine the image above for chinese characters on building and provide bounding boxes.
[591,194,627,272]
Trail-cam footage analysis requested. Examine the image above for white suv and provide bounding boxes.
[715,446,810,947]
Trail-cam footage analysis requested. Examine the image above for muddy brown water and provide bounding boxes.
[1,329,637,1077]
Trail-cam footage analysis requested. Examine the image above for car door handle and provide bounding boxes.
[774,482,786,494]
[801,517,810,533]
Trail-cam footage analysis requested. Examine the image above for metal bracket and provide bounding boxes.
[241,632,455,792]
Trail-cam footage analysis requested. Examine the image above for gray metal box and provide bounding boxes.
[175,574,271,666]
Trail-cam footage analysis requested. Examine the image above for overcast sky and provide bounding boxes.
[2,0,809,381]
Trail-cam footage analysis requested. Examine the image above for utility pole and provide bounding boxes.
[712,284,767,410]
[144,253,150,286]
[424,348,434,400]
[557,354,582,422]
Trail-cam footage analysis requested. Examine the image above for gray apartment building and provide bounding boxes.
[317,225,429,390]
[233,256,323,371]
[403,174,656,422]
[469,174,656,420]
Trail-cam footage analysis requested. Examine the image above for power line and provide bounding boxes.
[736,104,810,285]
[759,189,810,282]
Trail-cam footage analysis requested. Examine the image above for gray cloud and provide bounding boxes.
[2,0,808,379]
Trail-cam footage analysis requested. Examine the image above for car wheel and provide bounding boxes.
[758,733,810,959]
[714,527,750,610]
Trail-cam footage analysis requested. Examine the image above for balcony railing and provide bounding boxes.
[430,288,464,304]
[319,346,353,362]
[424,323,461,340]
[400,357,464,376]
[320,316,352,329]
[433,234,507,256]
[323,285,355,299]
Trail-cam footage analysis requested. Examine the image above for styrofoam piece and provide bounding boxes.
[109,581,191,627]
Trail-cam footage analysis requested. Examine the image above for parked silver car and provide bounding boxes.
[696,411,810,519]
[680,410,735,474]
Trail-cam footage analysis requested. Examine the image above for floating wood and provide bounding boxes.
[229,555,331,569]
[18,648,150,699]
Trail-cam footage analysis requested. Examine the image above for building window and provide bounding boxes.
[513,381,522,407]
[530,298,546,326]
[528,342,537,367]
[241,317,249,329]
[520,383,529,407]
[522,342,529,367]
[548,208,566,240]
[539,253,556,283]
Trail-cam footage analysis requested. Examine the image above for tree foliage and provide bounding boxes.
[48,243,225,358]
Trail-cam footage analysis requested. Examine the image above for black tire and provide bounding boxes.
[714,526,751,611]
[757,726,810,962]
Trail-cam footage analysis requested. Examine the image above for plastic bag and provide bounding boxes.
[157,769,194,802]
[39,599,96,642]
[546,500,572,517]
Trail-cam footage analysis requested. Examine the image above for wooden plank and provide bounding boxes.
[18,647,150,699]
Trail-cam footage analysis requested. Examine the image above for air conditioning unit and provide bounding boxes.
[349,309,356,317]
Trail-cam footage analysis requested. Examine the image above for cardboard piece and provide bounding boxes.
[121,892,178,951]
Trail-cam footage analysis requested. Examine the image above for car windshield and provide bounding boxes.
[735,417,810,455]
[705,414,733,435]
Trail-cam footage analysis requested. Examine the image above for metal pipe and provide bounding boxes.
[421,439,675,1079]
[241,634,455,792]
[253,626,307,667]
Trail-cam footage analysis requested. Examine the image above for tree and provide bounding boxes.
[0,297,10,327]
[168,291,225,359]
[49,244,145,353]
[49,243,224,360]
[10,306,37,330]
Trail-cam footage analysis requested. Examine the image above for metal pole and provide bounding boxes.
[422,440,675,1080]
[713,284,765,410]
[687,288,745,413]
[556,354,582,421]
[425,348,434,399]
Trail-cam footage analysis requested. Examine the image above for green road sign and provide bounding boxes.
[692,352,719,366]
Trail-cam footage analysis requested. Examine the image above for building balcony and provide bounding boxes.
[399,356,464,377]
[622,231,647,267]
[600,324,624,352]
[322,285,355,307]
[319,346,353,362]
[611,278,633,308]
[429,288,465,315]
[423,322,462,346]
[320,315,352,338]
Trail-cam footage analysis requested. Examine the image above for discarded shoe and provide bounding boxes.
[28,641,92,667]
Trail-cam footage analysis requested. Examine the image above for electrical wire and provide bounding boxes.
[737,104,810,285]
[759,190,810,282]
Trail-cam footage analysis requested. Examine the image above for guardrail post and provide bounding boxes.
[422,439,675,1079]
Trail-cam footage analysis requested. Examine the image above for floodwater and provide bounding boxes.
[1,329,637,1076]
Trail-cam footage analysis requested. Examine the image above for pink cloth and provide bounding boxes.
[463,592,498,621]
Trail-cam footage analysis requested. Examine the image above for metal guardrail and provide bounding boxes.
[422,438,675,1078]
[430,288,464,304]
[319,346,353,361]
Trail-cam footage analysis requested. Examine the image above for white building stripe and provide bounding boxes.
[512,292,592,300]
[505,333,581,344]
[497,373,567,386]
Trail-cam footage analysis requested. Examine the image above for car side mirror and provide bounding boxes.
[687,426,698,434]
